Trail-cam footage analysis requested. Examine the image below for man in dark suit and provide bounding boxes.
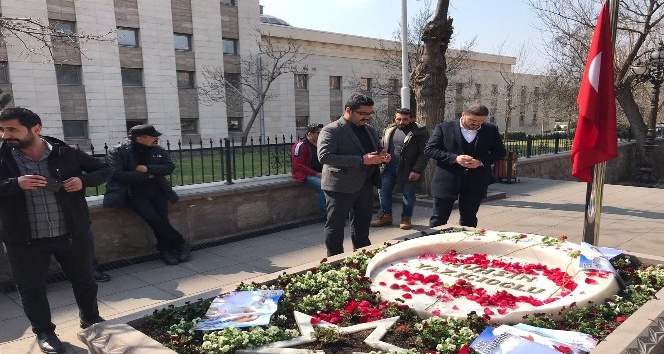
[424,103,506,228]
[318,94,390,256]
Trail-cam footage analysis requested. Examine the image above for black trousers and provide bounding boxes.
[128,192,184,252]
[5,229,99,334]
[429,179,484,228]
[324,182,374,256]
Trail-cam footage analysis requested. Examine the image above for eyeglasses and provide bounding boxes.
[354,110,374,116]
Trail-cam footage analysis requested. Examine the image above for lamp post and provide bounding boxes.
[632,42,664,184]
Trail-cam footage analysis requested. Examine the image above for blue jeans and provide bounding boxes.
[305,175,326,214]
[378,163,417,217]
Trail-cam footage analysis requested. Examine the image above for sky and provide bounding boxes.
[258,0,549,73]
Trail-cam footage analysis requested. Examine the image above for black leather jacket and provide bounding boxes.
[103,141,178,208]
[0,136,111,245]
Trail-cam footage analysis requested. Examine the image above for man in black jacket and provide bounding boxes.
[371,108,429,230]
[103,125,190,265]
[0,107,109,354]
[424,103,506,228]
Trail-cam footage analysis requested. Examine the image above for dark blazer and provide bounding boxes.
[424,120,506,199]
[381,122,430,185]
[318,118,383,193]
[103,141,179,207]
[0,136,111,245]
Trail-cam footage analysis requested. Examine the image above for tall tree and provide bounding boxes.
[411,0,453,195]
[198,29,309,144]
[412,0,453,128]
[529,0,664,161]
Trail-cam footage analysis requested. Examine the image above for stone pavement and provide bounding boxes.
[1,177,663,354]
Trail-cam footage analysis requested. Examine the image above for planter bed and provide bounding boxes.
[79,228,664,354]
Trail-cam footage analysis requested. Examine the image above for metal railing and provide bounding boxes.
[81,131,626,196]
[83,135,295,196]
[503,134,572,158]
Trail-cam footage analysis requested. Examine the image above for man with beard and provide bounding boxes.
[0,107,109,354]
[103,124,191,265]
[424,103,506,228]
[317,93,390,256]
[371,108,429,230]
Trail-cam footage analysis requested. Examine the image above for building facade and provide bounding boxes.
[0,0,548,148]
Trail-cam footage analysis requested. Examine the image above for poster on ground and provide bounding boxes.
[194,290,283,331]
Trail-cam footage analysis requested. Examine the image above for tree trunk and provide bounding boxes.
[615,84,647,168]
[412,0,452,196]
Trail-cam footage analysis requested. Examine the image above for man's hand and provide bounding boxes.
[456,155,482,169]
[135,165,148,173]
[63,177,83,192]
[18,175,47,190]
[363,151,391,165]
[407,172,421,181]
[315,173,322,178]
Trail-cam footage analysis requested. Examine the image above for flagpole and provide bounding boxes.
[582,0,618,246]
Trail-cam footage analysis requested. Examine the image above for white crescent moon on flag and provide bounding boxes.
[588,52,601,92]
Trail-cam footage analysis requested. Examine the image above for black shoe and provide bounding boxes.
[160,250,179,265]
[93,270,112,282]
[175,243,191,263]
[80,315,106,329]
[36,332,65,354]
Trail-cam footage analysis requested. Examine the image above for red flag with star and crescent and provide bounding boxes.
[571,0,618,182]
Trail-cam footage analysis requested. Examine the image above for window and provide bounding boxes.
[388,79,399,92]
[62,121,87,139]
[126,120,146,133]
[360,77,372,91]
[491,84,498,96]
[489,116,495,123]
[174,33,192,51]
[294,74,308,89]
[0,62,9,83]
[177,71,195,88]
[228,117,242,131]
[296,116,309,128]
[222,38,238,54]
[52,21,76,42]
[475,83,481,98]
[455,83,464,96]
[181,119,198,134]
[220,0,235,4]
[121,68,143,86]
[519,114,525,127]
[55,65,81,85]
[329,76,341,90]
[117,28,138,47]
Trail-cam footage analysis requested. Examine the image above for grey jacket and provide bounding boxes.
[317,118,383,193]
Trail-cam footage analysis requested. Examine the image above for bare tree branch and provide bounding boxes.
[198,27,309,144]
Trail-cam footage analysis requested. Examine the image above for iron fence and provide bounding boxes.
[83,135,295,196]
[81,131,627,196]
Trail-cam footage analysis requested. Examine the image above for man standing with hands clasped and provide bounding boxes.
[370,108,429,230]
[317,93,390,256]
[0,107,109,354]
[424,103,506,228]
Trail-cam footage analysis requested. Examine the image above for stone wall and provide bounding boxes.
[516,140,664,183]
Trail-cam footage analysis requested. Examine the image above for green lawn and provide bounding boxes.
[86,150,292,197]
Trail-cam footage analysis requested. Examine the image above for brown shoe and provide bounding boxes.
[399,217,412,230]
[370,213,393,227]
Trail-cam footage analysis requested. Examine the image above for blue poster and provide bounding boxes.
[194,290,283,331]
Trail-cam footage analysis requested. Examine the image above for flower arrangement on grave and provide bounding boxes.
[135,228,664,354]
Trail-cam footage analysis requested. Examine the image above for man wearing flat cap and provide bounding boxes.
[103,124,191,265]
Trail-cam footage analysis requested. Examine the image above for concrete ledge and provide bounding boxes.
[78,228,664,354]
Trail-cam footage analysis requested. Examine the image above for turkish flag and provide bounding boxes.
[571,0,618,182]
